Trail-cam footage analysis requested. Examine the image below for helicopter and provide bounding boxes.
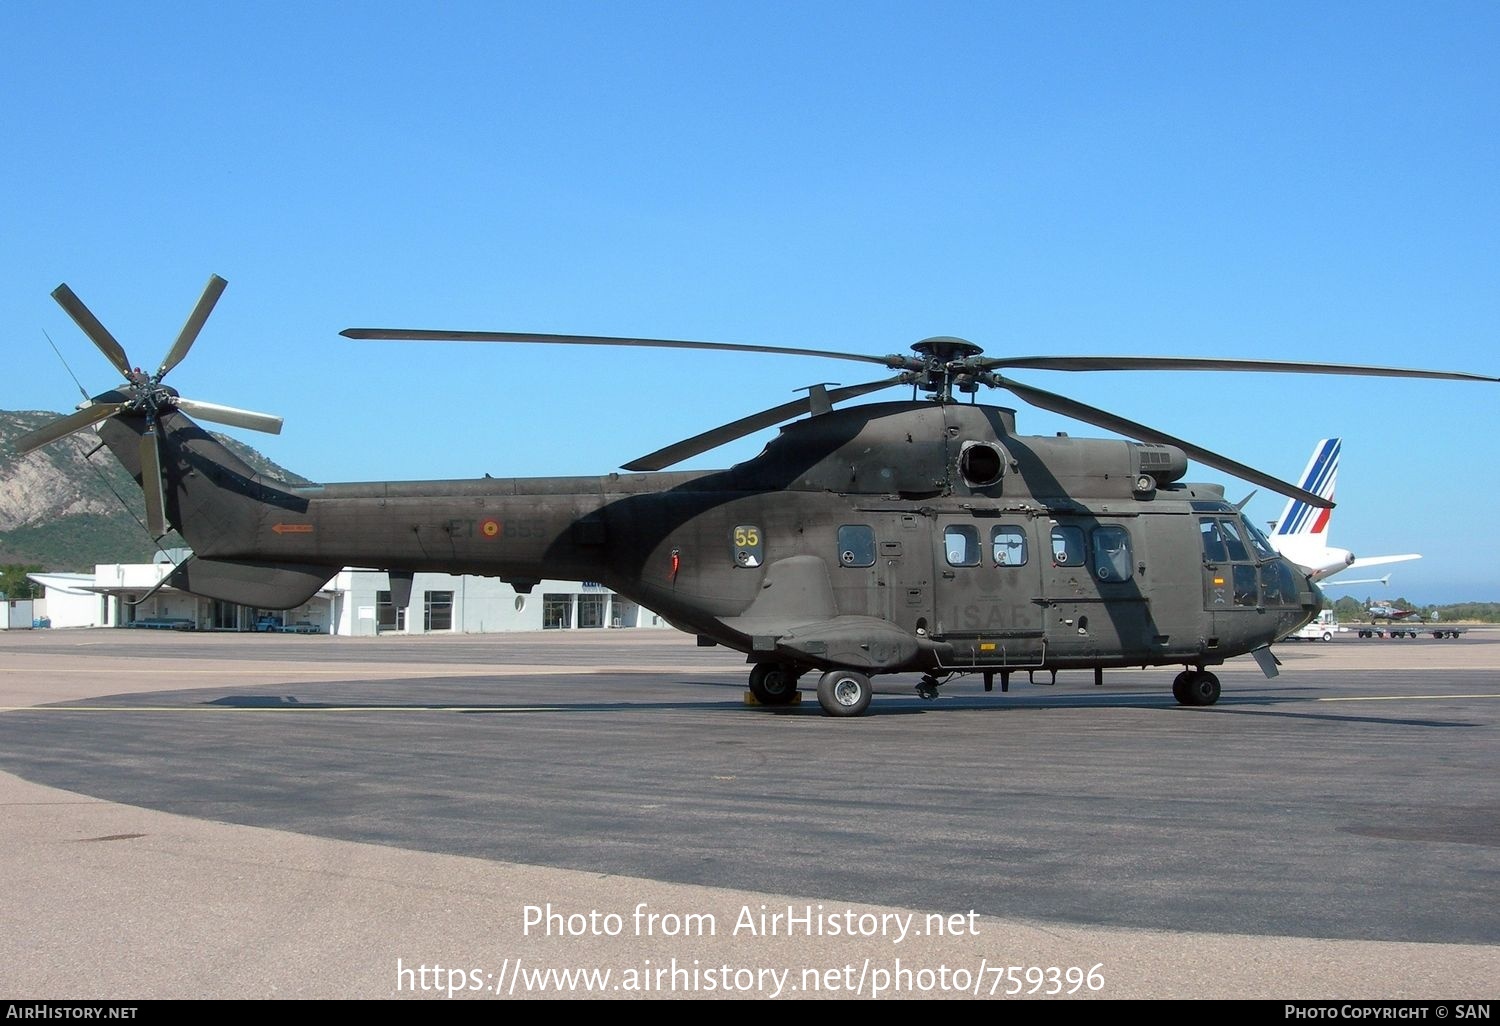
[16,276,1498,716]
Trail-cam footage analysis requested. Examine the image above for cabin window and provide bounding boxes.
[1050,525,1086,567]
[1092,526,1133,582]
[732,525,764,567]
[944,525,981,567]
[991,525,1028,566]
[837,525,876,567]
[423,590,454,631]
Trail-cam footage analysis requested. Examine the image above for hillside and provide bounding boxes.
[0,410,311,571]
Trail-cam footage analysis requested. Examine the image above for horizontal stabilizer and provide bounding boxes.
[167,557,335,610]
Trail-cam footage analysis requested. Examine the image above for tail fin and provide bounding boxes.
[96,410,334,609]
[1273,437,1340,541]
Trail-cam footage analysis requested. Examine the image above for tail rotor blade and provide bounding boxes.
[14,402,129,454]
[52,284,133,378]
[157,274,228,380]
[140,429,168,538]
[173,396,284,435]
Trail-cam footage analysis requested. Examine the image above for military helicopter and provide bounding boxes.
[17,276,1498,716]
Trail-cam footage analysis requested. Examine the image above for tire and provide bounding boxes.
[816,670,873,717]
[1181,671,1221,707]
[1321,632,1333,642]
[1171,670,1193,705]
[748,663,798,706]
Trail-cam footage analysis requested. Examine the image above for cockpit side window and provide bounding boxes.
[1218,518,1250,561]
[1233,564,1259,606]
[1200,518,1228,562]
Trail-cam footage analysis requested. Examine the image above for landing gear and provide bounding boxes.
[915,673,942,700]
[1171,671,1192,703]
[816,669,873,717]
[1172,669,1221,707]
[748,663,800,706]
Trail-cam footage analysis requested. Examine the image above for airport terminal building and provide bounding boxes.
[27,555,669,636]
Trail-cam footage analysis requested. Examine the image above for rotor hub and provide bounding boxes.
[905,336,987,401]
[911,336,984,363]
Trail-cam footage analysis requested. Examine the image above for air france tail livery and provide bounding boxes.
[1270,438,1419,582]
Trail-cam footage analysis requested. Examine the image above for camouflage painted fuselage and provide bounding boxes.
[101,400,1320,677]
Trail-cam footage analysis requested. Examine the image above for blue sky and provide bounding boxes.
[2,2,1496,602]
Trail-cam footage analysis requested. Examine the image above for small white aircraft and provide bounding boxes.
[1267,438,1420,583]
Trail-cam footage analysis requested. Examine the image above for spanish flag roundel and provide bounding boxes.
[480,518,501,539]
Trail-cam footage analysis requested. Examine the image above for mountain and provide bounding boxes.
[0,410,311,571]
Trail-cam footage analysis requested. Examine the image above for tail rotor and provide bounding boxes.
[17,275,284,537]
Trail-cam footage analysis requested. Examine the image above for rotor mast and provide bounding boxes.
[906,336,987,402]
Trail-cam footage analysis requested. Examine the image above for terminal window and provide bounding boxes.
[424,590,454,631]
[543,594,572,629]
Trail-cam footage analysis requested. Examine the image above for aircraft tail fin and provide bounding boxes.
[1273,437,1340,540]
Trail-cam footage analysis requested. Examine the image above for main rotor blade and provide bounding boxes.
[140,429,168,538]
[173,397,284,434]
[622,376,905,472]
[991,374,1332,508]
[14,402,129,454]
[52,284,133,378]
[157,274,227,380]
[341,328,902,368]
[980,354,1500,383]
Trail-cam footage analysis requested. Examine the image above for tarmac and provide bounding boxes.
[1,626,1497,1000]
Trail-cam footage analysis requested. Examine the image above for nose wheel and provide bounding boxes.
[1172,669,1221,707]
[816,670,873,717]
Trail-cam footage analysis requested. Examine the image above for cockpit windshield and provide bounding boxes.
[1241,518,1279,560]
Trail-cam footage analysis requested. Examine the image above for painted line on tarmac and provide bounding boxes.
[1316,693,1500,702]
[0,705,568,714]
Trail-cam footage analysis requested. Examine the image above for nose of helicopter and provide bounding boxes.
[1290,559,1324,630]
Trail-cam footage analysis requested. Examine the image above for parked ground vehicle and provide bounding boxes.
[1283,610,1346,642]
[1355,625,1467,639]
[253,615,283,632]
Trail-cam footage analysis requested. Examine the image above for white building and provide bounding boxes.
[27,556,670,636]
[19,572,103,629]
[329,570,666,637]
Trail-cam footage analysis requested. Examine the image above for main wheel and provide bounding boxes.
[748,663,798,706]
[1171,670,1194,704]
[1181,670,1221,707]
[816,670,873,717]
